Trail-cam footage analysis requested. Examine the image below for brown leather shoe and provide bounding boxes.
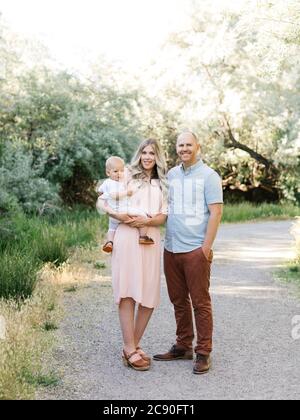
[153,344,193,361]
[193,354,211,375]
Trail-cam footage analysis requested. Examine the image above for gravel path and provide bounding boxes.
[38,220,300,400]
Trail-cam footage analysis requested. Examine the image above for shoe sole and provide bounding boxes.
[153,355,193,361]
[122,357,150,371]
[102,248,113,253]
[193,368,210,375]
[193,363,211,375]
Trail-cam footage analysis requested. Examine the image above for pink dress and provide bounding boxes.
[111,179,167,309]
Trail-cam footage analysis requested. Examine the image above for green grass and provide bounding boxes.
[34,228,70,266]
[0,209,106,300]
[222,203,299,223]
[47,303,56,312]
[42,321,58,331]
[0,251,41,300]
[64,286,78,293]
[94,261,106,270]
[23,371,60,388]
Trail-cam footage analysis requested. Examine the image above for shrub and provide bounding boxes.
[0,141,61,215]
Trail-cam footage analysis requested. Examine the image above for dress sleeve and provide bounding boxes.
[160,197,168,215]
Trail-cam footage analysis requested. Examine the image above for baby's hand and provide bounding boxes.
[127,189,134,197]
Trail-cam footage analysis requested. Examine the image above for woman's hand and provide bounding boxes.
[115,214,134,223]
[124,216,150,228]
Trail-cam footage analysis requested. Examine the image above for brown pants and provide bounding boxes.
[164,247,213,356]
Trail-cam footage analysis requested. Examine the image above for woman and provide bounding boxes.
[99,139,168,371]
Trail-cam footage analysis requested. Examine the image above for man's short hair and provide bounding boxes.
[177,130,199,144]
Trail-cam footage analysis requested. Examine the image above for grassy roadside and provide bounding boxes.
[0,209,107,299]
[0,203,299,399]
[278,218,300,289]
[0,209,107,400]
[222,203,299,223]
[0,271,62,399]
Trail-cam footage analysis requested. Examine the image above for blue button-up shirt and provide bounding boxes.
[164,159,223,254]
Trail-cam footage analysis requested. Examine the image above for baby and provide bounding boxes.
[97,156,154,253]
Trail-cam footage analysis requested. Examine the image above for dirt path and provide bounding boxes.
[37,220,300,400]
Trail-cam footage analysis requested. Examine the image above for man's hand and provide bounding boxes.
[201,203,223,260]
[201,246,211,260]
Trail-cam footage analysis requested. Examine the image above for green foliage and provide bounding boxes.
[0,22,141,213]
[0,140,61,215]
[153,0,300,203]
[1,5,299,211]
[0,209,103,300]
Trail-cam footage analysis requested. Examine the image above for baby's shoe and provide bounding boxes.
[139,236,155,245]
[102,241,113,253]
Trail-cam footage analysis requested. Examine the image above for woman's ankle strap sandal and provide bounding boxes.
[136,347,151,363]
[122,350,150,371]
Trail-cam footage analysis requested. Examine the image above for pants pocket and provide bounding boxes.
[200,247,213,263]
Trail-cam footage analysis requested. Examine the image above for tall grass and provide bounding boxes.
[222,202,299,223]
[34,228,69,267]
[0,252,41,300]
[0,209,106,300]
[0,276,61,400]
[0,207,105,399]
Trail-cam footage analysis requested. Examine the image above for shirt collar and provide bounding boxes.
[180,157,204,174]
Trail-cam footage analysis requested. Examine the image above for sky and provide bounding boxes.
[0,0,190,73]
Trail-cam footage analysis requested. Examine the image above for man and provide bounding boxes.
[153,131,223,375]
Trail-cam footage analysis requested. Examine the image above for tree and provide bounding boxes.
[152,0,300,202]
[0,19,142,211]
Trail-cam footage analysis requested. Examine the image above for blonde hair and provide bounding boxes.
[106,156,125,171]
[130,139,168,197]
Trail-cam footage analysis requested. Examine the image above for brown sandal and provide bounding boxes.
[122,350,150,371]
[102,241,113,253]
[136,347,151,364]
[139,236,155,245]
